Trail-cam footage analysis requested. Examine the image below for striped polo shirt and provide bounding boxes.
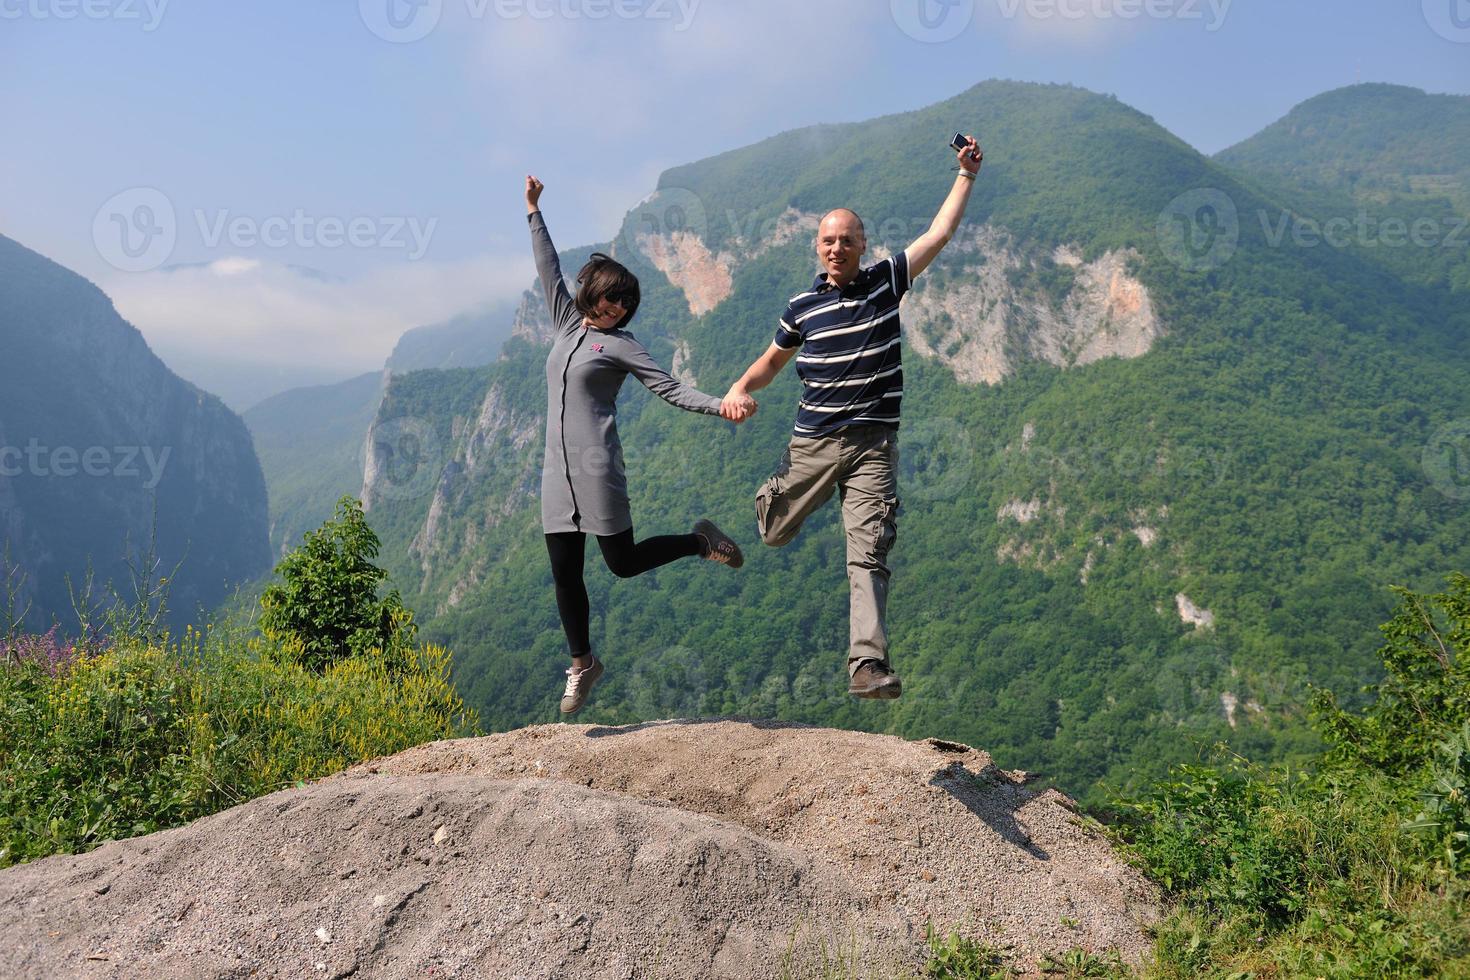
[774,250,910,438]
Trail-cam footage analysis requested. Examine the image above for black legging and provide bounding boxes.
[545,528,703,657]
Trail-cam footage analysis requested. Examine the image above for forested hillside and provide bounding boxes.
[320,81,1469,801]
[1216,83,1470,292]
[0,235,270,632]
[244,371,384,559]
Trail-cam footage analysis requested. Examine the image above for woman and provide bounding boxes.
[526,175,748,716]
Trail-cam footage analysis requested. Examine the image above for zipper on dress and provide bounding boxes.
[558,328,587,525]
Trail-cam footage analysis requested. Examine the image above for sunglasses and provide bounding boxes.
[592,296,629,319]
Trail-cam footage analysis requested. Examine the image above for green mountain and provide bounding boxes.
[244,371,385,560]
[243,299,520,562]
[1216,84,1470,208]
[1215,83,1470,292]
[384,301,518,374]
[313,80,1468,802]
[0,235,271,632]
[155,350,361,415]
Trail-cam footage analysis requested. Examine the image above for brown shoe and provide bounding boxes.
[560,657,604,715]
[694,519,744,569]
[848,659,902,700]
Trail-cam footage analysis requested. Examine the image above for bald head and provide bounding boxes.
[815,208,867,287]
[818,208,866,241]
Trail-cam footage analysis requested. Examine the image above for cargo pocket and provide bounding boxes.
[755,474,785,543]
[874,496,899,564]
[755,447,793,545]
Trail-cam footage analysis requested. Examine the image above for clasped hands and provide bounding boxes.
[720,389,758,423]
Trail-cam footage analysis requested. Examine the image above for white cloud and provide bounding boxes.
[979,0,1233,45]
[98,252,533,374]
[457,1,884,246]
[208,257,260,276]
[654,1,881,82]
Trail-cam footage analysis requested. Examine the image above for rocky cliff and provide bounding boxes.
[0,234,270,631]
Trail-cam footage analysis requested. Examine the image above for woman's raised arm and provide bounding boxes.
[525,175,581,335]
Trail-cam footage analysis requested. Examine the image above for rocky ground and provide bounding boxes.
[1,719,1159,978]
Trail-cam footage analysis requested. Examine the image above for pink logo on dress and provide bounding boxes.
[591,343,605,353]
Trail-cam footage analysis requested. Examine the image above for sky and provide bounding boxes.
[2,0,1467,386]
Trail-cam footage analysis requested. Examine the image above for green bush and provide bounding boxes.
[0,498,481,868]
[1405,720,1470,878]
[1117,573,1470,977]
[0,625,478,868]
[1312,572,1470,780]
[259,495,418,673]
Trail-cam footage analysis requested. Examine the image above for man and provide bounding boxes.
[720,135,984,699]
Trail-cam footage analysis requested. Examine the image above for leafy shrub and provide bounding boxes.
[1117,573,1470,976]
[0,499,481,868]
[0,626,478,868]
[1405,720,1470,878]
[1312,572,1470,779]
[259,495,418,673]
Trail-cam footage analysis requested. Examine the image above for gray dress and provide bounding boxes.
[530,210,722,536]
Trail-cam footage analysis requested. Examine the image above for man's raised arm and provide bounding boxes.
[903,136,983,280]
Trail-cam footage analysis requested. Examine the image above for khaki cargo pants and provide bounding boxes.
[755,423,899,677]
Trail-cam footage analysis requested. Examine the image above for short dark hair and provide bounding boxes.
[575,252,640,328]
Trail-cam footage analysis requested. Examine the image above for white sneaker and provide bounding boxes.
[559,657,604,715]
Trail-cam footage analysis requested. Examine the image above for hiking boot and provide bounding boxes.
[694,519,744,569]
[560,657,604,715]
[848,659,902,700]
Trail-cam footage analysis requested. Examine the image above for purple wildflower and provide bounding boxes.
[1,627,86,676]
